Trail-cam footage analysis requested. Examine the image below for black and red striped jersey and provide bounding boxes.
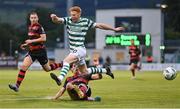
[129,45,141,60]
[63,73,91,88]
[28,23,46,51]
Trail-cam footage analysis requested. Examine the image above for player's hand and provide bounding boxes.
[51,96,58,101]
[20,43,29,50]
[25,39,33,44]
[50,14,57,18]
[50,14,58,20]
[114,27,125,32]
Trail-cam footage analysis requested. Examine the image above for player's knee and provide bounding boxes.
[44,69,50,72]
[43,68,51,72]
[130,66,134,70]
[64,55,78,64]
[20,65,28,71]
[42,65,51,72]
[131,64,136,68]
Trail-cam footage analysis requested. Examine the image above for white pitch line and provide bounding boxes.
[0,96,52,101]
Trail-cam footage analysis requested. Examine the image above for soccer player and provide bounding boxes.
[8,12,63,92]
[52,65,102,101]
[128,40,141,79]
[50,6,124,85]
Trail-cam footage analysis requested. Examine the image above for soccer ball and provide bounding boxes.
[163,67,177,80]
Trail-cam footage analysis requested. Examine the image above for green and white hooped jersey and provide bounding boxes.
[62,17,96,51]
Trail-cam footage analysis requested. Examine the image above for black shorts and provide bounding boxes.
[67,88,80,100]
[129,59,139,65]
[27,49,48,65]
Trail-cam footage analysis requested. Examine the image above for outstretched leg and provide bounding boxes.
[42,61,63,72]
[50,54,78,86]
[87,67,114,79]
[9,55,33,92]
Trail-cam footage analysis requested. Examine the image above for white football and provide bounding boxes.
[163,67,177,80]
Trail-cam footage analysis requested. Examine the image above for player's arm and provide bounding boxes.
[91,74,102,80]
[137,47,141,55]
[52,87,66,100]
[138,49,142,62]
[25,34,46,44]
[95,23,125,32]
[50,14,64,24]
[52,79,68,100]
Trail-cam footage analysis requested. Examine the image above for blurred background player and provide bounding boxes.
[8,11,62,92]
[128,39,141,79]
[92,58,102,68]
[51,64,102,101]
[50,6,122,85]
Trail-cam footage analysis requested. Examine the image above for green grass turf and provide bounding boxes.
[0,69,180,108]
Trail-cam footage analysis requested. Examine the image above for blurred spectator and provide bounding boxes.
[93,58,102,67]
[146,55,153,63]
[0,52,6,59]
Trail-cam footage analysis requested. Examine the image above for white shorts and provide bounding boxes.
[70,47,86,66]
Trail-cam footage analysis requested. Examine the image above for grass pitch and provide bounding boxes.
[0,69,180,108]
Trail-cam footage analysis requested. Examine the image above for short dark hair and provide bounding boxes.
[30,11,38,16]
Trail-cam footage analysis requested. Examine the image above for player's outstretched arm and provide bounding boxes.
[50,14,64,24]
[52,87,66,100]
[95,23,125,32]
